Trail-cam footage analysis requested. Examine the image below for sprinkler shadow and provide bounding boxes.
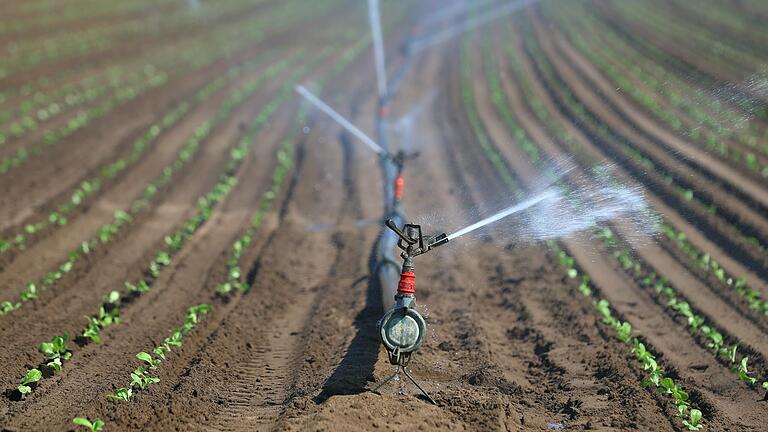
[314,250,383,403]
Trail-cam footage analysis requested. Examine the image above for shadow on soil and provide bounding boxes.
[314,270,383,403]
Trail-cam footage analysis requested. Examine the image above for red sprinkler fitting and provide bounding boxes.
[397,270,415,297]
[378,103,390,118]
[394,174,405,201]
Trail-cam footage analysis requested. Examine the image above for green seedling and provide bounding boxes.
[82,306,120,343]
[130,367,159,390]
[103,290,120,305]
[126,280,150,294]
[721,344,738,364]
[83,318,102,344]
[682,409,703,431]
[40,334,72,371]
[149,261,161,278]
[106,387,132,402]
[1,300,19,314]
[184,304,211,329]
[660,377,689,408]
[216,282,233,294]
[164,233,184,251]
[136,352,160,369]
[20,282,37,301]
[737,357,758,385]
[155,251,171,266]
[577,275,591,296]
[73,417,105,432]
[18,368,42,394]
[595,299,613,324]
[615,321,632,343]
[153,344,171,360]
[165,330,183,348]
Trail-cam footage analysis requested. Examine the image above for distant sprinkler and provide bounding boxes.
[294,85,419,201]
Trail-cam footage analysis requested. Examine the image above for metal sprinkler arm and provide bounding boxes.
[385,219,449,259]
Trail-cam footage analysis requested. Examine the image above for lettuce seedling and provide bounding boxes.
[153,344,171,360]
[137,352,160,369]
[106,387,132,401]
[149,261,161,278]
[682,409,703,431]
[82,306,120,343]
[126,280,150,294]
[614,321,632,342]
[595,299,613,324]
[577,275,591,296]
[18,368,42,394]
[73,417,105,432]
[166,330,183,347]
[156,251,171,266]
[40,335,72,371]
[722,344,738,364]
[737,357,757,385]
[20,282,37,301]
[1,300,19,314]
[130,367,159,390]
[103,290,120,305]
[216,282,233,294]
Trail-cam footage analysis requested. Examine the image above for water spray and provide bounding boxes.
[407,0,539,54]
[295,85,387,157]
[367,0,388,101]
[446,188,558,241]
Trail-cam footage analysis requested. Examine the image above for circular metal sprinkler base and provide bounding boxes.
[378,306,426,354]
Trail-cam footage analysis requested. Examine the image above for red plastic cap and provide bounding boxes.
[398,271,416,296]
[394,175,405,201]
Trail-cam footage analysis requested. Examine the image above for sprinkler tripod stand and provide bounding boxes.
[373,219,448,404]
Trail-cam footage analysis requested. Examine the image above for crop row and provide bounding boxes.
[0,71,168,174]
[549,242,704,431]
[0,0,267,79]
[105,304,211,402]
[606,1,765,78]
[597,228,768,391]
[461,34,703,429]
[10,47,326,397]
[60,27,374,429]
[491,16,768,394]
[0,55,298,316]
[0,0,177,37]
[0,52,283,257]
[666,0,768,51]
[514,15,768,276]
[592,4,768,126]
[0,0,344,174]
[660,223,768,317]
[580,4,768,144]
[0,65,166,148]
[547,2,768,179]
[494,19,768,315]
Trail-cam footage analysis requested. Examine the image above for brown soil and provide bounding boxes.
[1,1,767,431]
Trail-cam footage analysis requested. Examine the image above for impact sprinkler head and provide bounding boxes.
[373,220,448,404]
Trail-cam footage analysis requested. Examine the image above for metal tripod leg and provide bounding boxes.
[402,367,437,405]
[371,368,402,395]
[371,366,437,405]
